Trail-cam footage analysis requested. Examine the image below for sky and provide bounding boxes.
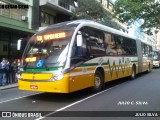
[110,0,116,3]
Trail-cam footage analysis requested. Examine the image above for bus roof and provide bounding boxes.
[37,19,136,40]
[36,20,86,34]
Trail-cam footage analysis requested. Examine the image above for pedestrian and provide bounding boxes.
[17,59,21,70]
[6,58,11,84]
[0,58,9,86]
[16,59,21,81]
[11,59,17,83]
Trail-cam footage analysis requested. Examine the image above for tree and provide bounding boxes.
[113,0,160,30]
[71,0,121,30]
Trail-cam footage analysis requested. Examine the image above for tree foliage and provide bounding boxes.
[113,0,160,30]
[71,0,121,30]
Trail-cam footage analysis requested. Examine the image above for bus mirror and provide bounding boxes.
[76,34,83,47]
[17,39,22,50]
[17,38,28,51]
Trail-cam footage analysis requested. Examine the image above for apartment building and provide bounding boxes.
[99,0,157,48]
[39,0,75,27]
[156,31,160,50]
[98,0,128,32]
[0,0,38,60]
[0,0,75,60]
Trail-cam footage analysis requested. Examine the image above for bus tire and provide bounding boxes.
[147,64,151,72]
[91,71,104,92]
[130,66,136,80]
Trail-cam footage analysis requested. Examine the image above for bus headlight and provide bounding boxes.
[53,74,64,80]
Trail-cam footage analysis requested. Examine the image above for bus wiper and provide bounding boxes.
[22,62,28,69]
[45,63,63,68]
[43,61,49,70]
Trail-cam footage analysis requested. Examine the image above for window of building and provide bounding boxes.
[0,1,28,21]
[41,11,55,26]
[0,32,9,58]
[2,9,10,17]
[49,16,54,25]
[3,44,8,52]
[59,0,71,10]
[45,13,49,24]
[41,12,45,23]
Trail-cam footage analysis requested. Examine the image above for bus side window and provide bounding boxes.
[87,29,105,56]
[115,36,127,55]
[104,33,117,56]
[124,38,137,56]
[141,43,148,57]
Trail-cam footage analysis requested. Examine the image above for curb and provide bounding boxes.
[0,84,18,90]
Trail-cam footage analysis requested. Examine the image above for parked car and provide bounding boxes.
[152,51,160,68]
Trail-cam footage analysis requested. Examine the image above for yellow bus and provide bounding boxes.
[17,20,153,93]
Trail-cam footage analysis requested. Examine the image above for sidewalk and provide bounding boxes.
[0,83,18,90]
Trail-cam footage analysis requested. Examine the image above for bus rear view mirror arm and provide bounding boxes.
[76,34,83,47]
[17,39,22,50]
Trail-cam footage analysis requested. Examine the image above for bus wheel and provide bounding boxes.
[130,66,136,80]
[91,71,104,92]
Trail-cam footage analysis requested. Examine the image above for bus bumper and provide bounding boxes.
[18,74,69,93]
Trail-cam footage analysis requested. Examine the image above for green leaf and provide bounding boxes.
[113,0,160,30]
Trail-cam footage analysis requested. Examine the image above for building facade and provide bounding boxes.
[0,0,75,60]
[98,0,128,32]
[100,0,157,49]
[0,0,38,60]
[2,0,156,60]
[156,31,160,50]
[39,0,75,28]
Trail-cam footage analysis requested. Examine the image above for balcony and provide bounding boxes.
[40,0,73,15]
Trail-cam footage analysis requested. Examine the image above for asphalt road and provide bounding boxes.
[0,68,160,120]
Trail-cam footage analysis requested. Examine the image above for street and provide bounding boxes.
[0,68,160,120]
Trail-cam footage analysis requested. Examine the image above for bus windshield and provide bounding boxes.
[23,30,73,68]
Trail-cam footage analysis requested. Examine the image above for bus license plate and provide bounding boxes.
[30,85,38,89]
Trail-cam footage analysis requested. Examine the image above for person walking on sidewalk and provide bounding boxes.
[11,59,17,83]
[6,58,11,84]
[0,58,9,86]
[16,59,21,80]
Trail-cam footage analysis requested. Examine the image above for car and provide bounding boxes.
[152,51,160,68]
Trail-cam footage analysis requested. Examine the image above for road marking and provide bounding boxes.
[35,85,119,120]
[0,93,42,104]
